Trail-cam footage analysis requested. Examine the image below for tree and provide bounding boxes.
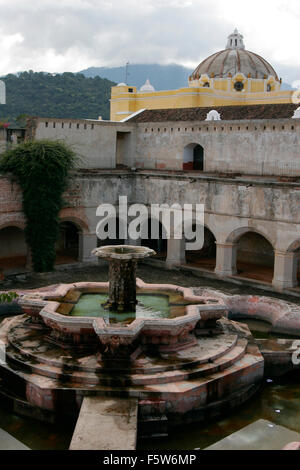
[0,140,77,272]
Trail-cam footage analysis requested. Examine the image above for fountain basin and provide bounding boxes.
[19,279,227,355]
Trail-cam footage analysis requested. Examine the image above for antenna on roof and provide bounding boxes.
[125,62,130,85]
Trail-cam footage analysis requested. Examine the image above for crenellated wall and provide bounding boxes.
[29,116,300,177]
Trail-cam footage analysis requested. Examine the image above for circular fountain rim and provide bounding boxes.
[92,245,156,260]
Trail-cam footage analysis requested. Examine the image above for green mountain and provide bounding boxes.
[0,71,115,125]
[80,64,194,91]
[80,63,293,91]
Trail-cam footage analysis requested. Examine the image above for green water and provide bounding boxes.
[138,373,300,450]
[70,293,171,324]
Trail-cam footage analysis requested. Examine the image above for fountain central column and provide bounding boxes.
[92,245,155,313]
[108,258,137,312]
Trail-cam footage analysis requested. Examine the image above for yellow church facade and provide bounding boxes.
[110,30,294,122]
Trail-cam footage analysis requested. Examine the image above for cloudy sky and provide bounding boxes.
[0,0,299,84]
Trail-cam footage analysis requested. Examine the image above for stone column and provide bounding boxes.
[79,233,98,262]
[107,259,137,312]
[127,238,141,247]
[272,251,298,290]
[215,242,237,277]
[166,238,186,268]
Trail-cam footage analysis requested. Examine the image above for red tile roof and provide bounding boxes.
[129,103,298,123]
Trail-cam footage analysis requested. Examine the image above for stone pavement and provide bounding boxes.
[0,428,29,450]
[69,396,138,450]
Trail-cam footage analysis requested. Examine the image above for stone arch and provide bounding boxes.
[59,216,89,234]
[184,222,216,271]
[286,239,300,253]
[225,226,275,248]
[183,143,204,171]
[231,229,275,283]
[0,221,26,232]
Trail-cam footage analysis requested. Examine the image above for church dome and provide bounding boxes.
[191,29,279,81]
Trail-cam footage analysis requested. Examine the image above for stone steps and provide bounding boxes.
[5,338,247,387]
[8,326,238,375]
[5,345,263,399]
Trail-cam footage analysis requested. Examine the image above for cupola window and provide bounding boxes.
[234,81,244,92]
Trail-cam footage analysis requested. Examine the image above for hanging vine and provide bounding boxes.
[0,140,76,272]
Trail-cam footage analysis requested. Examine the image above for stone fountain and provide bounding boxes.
[0,243,283,440]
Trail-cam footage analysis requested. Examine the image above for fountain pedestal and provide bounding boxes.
[92,245,156,313]
[107,258,137,312]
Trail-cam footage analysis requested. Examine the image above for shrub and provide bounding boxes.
[0,140,76,272]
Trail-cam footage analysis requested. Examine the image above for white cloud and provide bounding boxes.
[0,0,298,83]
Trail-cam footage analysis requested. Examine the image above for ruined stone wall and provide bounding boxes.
[1,171,300,269]
[0,175,24,229]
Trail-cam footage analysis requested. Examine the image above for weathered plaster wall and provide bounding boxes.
[1,172,300,252]
[32,116,300,176]
[135,119,300,176]
[0,175,25,230]
[34,118,136,169]
[129,174,300,252]
[1,171,300,286]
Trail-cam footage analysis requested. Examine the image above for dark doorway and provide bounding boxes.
[141,219,167,260]
[193,145,204,170]
[56,222,80,264]
[236,232,274,283]
[185,226,216,270]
